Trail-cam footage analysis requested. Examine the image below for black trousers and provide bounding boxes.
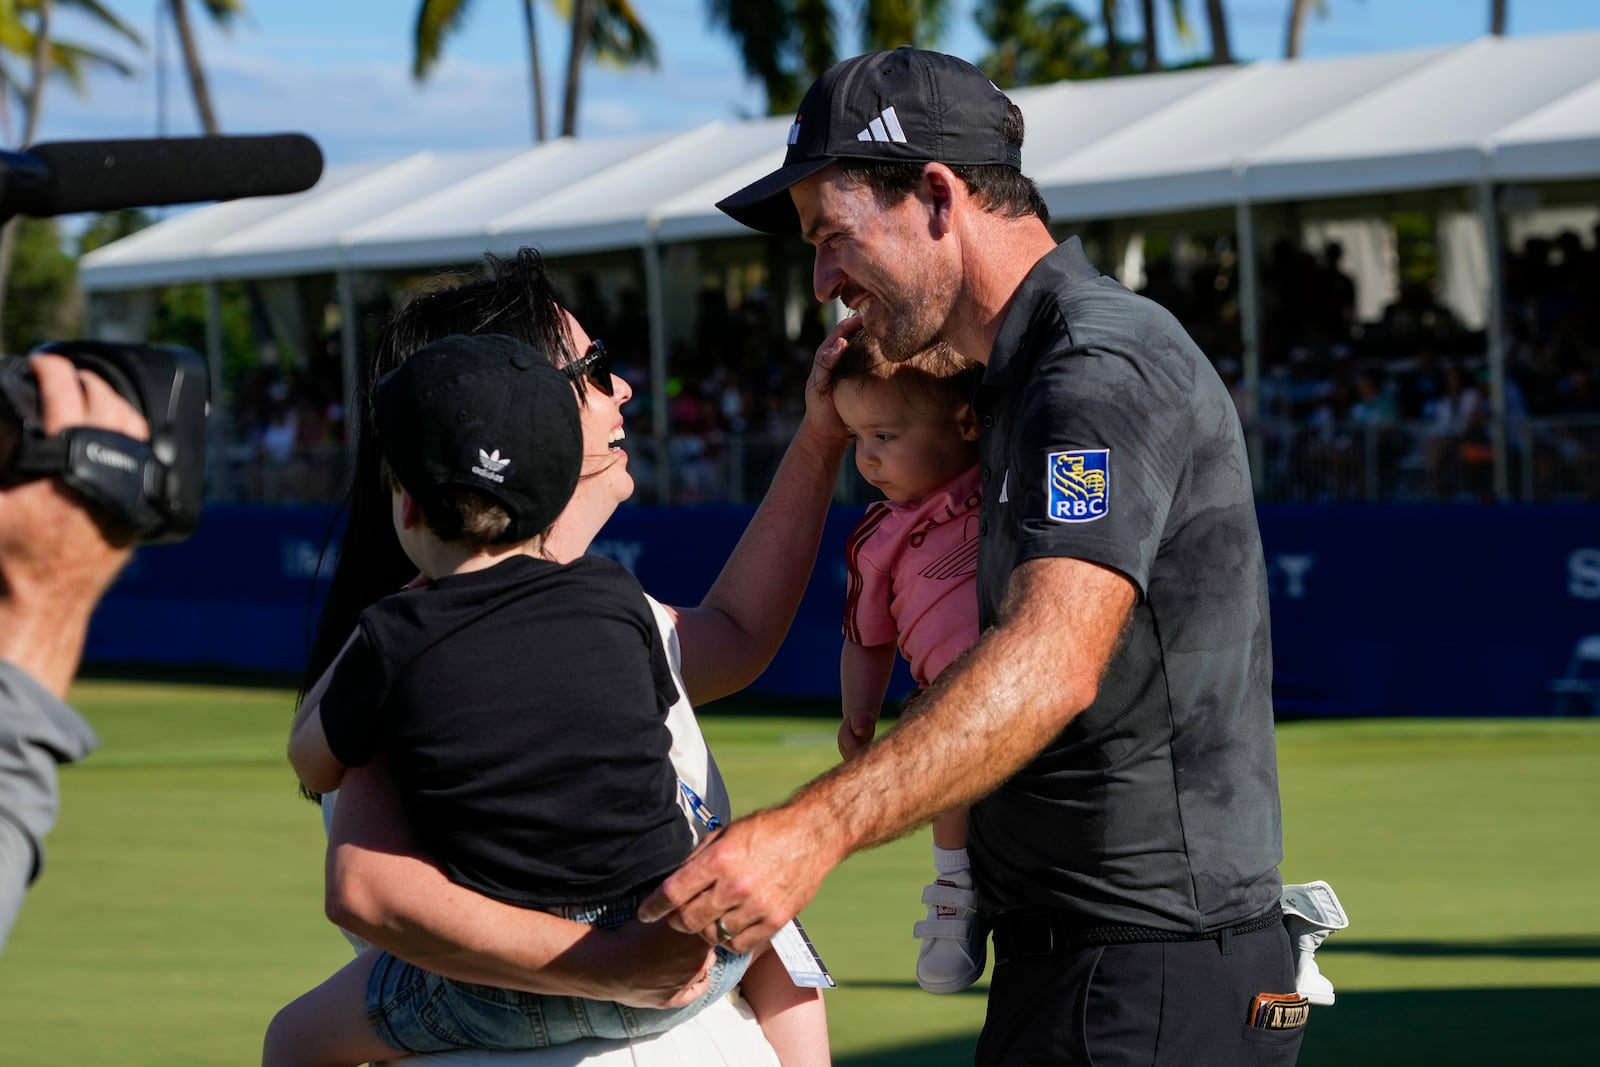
[976,919,1306,1067]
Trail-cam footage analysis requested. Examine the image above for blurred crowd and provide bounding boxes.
[219,226,1599,508]
[1149,227,1600,503]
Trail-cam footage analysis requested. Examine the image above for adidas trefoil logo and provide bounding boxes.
[856,105,907,144]
[473,448,510,483]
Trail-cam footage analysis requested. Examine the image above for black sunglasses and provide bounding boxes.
[564,339,615,397]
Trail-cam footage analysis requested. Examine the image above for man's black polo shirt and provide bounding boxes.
[968,237,1283,933]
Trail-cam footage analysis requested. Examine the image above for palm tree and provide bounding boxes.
[1284,0,1326,60]
[708,0,954,117]
[860,0,951,51]
[1100,0,1124,74]
[558,0,654,136]
[1204,0,1231,64]
[974,0,1103,88]
[414,0,655,143]
[0,0,141,142]
[1132,0,1193,73]
[0,0,141,340]
[560,0,591,137]
[164,0,249,136]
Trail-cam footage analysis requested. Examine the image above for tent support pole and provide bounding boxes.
[337,268,359,449]
[204,279,228,497]
[643,237,671,504]
[1476,181,1509,501]
[1234,200,1264,494]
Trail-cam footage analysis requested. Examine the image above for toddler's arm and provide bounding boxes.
[839,639,897,760]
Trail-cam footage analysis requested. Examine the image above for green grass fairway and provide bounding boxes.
[1,683,1597,1065]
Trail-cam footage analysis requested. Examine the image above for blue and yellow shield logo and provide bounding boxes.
[1046,449,1109,523]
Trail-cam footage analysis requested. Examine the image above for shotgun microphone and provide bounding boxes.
[0,133,324,221]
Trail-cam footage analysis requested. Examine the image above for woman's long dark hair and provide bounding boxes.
[297,249,578,786]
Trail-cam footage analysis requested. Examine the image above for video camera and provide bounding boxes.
[0,133,323,543]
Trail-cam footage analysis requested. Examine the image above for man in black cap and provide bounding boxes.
[641,48,1305,1065]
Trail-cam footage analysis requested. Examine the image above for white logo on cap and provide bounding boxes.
[787,116,802,146]
[855,106,907,144]
[473,448,510,483]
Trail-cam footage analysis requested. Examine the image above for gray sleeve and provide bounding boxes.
[0,662,99,951]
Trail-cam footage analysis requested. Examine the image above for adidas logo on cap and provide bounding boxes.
[856,106,907,144]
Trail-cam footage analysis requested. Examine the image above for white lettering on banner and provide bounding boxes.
[1272,554,1316,600]
[589,540,644,574]
[1569,547,1600,600]
[281,538,335,580]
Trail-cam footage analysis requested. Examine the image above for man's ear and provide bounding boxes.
[955,401,980,442]
[398,489,424,530]
[922,163,962,236]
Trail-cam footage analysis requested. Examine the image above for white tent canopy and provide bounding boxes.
[77,30,1600,504]
[79,29,1600,294]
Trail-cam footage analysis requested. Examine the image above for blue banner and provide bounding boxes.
[85,503,1600,717]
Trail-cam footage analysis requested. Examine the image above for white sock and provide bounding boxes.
[933,846,970,881]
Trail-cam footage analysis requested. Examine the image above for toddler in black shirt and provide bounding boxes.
[265,334,748,1066]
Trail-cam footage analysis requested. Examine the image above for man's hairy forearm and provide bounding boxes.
[790,557,1135,858]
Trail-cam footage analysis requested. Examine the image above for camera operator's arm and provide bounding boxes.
[0,355,148,950]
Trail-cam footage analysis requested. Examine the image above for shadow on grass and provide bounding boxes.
[1302,986,1598,1067]
[835,984,1600,1067]
[1322,935,1600,960]
[836,979,989,994]
[836,1035,978,1067]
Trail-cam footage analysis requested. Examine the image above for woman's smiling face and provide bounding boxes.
[559,310,635,510]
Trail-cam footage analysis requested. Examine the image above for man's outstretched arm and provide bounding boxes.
[639,555,1136,950]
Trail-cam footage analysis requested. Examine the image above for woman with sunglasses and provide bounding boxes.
[284,249,852,1066]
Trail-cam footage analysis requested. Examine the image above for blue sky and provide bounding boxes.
[31,0,1600,168]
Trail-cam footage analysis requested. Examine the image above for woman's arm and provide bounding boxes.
[667,318,857,705]
[325,758,717,1007]
[287,629,361,793]
[287,704,345,794]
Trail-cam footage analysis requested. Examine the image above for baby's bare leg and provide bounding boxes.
[263,948,397,1067]
[741,945,830,1067]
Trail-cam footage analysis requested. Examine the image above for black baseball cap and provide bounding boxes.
[375,334,582,542]
[717,47,1020,235]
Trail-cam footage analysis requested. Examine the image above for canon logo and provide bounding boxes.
[86,441,138,473]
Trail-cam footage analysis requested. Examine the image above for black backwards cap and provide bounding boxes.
[375,334,583,542]
[717,47,1020,236]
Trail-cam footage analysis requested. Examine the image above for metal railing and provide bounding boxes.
[206,415,1600,508]
[1249,414,1600,504]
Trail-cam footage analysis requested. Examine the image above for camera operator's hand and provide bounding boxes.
[0,355,149,698]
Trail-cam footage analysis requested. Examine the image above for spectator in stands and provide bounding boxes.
[1309,242,1357,348]
[1423,361,1488,500]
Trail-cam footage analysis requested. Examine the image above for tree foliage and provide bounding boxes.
[974,0,1105,87]
[413,0,656,140]
[3,216,75,352]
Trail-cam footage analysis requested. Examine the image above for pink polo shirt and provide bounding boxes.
[842,465,982,687]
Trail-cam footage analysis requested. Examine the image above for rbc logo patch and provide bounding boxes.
[1046,449,1109,523]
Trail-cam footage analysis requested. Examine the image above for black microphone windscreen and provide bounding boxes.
[23,134,324,217]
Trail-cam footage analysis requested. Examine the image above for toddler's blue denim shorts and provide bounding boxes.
[366,891,750,1054]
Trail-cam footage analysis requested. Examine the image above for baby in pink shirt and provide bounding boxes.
[831,334,986,995]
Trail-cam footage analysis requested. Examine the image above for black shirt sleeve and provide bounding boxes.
[317,627,388,768]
